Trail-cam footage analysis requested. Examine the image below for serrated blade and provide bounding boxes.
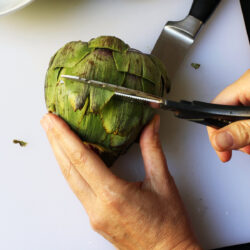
[61,75,164,104]
[151,15,203,80]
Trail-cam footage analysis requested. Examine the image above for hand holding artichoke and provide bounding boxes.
[45,36,170,166]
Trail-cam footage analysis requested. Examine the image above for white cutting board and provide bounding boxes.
[0,0,249,249]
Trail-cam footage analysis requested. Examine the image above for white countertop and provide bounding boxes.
[0,0,249,249]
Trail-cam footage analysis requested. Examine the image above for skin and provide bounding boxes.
[40,70,250,249]
[41,114,201,250]
[207,69,250,162]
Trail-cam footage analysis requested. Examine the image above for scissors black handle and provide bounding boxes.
[161,100,250,128]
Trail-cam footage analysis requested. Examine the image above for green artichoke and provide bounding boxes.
[45,36,170,166]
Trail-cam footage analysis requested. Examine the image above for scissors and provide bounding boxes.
[61,75,250,129]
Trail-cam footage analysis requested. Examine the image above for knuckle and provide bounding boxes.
[100,183,127,209]
[70,150,87,166]
[90,214,106,232]
[143,136,162,152]
[152,136,162,150]
[61,161,74,180]
[234,121,250,143]
[101,189,121,207]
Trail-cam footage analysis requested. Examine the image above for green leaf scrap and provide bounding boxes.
[191,63,201,70]
[13,140,28,147]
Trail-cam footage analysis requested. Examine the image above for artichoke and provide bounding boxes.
[45,36,170,166]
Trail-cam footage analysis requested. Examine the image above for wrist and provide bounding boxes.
[155,237,202,250]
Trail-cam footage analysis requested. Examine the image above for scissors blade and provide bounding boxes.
[61,74,164,104]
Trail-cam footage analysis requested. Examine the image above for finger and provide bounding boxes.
[215,150,232,163]
[41,117,96,210]
[207,126,217,145]
[150,102,160,109]
[140,115,172,195]
[240,145,250,155]
[211,85,241,106]
[210,120,250,152]
[212,69,250,106]
[41,113,124,196]
[207,126,232,162]
[207,70,250,161]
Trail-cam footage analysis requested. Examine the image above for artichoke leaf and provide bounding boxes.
[113,51,130,73]
[142,78,155,95]
[51,41,92,69]
[110,134,128,148]
[68,91,88,112]
[150,54,171,92]
[55,82,68,116]
[67,49,126,84]
[66,81,89,111]
[89,87,114,113]
[59,67,90,111]
[123,74,142,91]
[78,113,110,148]
[127,51,143,77]
[67,49,125,112]
[142,55,161,85]
[45,67,62,112]
[65,97,89,132]
[89,36,129,53]
[101,75,143,136]
[101,97,142,136]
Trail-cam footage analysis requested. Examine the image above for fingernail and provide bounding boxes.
[41,115,53,132]
[215,131,234,150]
[154,116,160,134]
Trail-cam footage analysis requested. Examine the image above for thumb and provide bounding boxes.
[140,115,172,194]
[211,120,250,151]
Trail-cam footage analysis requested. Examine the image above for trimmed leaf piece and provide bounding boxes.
[191,63,201,70]
[110,134,128,148]
[45,67,62,112]
[89,87,114,113]
[78,113,110,148]
[13,140,27,147]
[150,55,171,92]
[142,78,155,95]
[142,55,161,85]
[89,36,129,53]
[113,51,130,72]
[127,51,142,77]
[51,41,91,69]
[101,75,143,136]
[64,97,89,132]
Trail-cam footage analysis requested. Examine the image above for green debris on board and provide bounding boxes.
[13,140,28,147]
[191,63,201,70]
